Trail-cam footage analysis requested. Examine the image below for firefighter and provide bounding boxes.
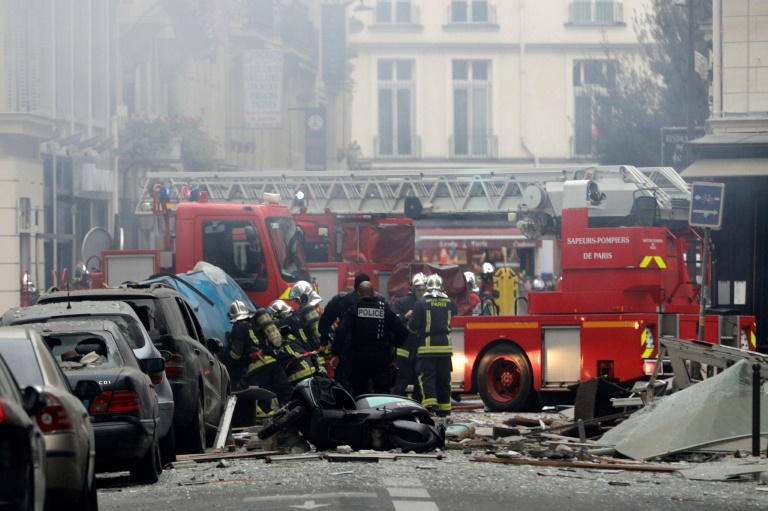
[228,301,292,413]
[464,271,482,315]
[391,272,427,400]
[267,299,317,384]
[331,281,408,397]
[318,272,372,391]
[408,274,458,417]
[287,281,328,373]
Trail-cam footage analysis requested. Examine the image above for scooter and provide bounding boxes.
[258,372,445,453]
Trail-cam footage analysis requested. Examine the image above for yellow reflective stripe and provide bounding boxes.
[751,330,757,349]
[425,310,432,336]
[396,348,410,358]
[437,403,451,411]
[246,356,276,373]
[583,321,636,328]
[639,256,666,268]
[287,366,313,382]
[418,345,452,355]
[230,350,242,360]
[421,398,437,408]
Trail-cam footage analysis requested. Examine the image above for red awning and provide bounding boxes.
[415,227,540,250]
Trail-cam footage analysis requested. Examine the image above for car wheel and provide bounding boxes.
[179,394,206,454]
[159,422,176,465]
[129,438,160,485]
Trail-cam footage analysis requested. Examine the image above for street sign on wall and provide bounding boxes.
[689,182,725,229]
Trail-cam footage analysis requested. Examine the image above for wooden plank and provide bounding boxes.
[175,450,281,463]
[213,395,238,451]
[471,456,679,473]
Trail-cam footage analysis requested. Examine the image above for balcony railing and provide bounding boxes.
[568,2,624,26]
[449,134,498,159]
[374,134,421,159]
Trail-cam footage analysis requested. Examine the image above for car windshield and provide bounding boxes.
[39,315,146,350]
[43,333,123,371]
[266,216,311,282]
[0,340,44,386]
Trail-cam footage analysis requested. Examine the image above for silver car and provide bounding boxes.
[1,301,176,463]
[0,326,96,510]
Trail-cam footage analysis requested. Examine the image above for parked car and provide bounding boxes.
[39,285,231,454]
[0,352,47,511]
[0,327,97,509]
[30,319,165,484]
[1,301,176,463]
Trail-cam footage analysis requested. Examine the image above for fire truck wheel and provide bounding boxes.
[477,344,532,412]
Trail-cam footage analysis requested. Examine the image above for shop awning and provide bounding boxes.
[415,227,540,250]
[681,158,768,178]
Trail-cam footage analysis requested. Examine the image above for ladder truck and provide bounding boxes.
[136,166,756,412]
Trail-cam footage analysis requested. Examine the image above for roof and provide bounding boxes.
[680,158,768,178]
[687,133,768,146]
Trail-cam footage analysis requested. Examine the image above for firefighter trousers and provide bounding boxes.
[392,344,422,402]
[416,356,452,414]
[245,363,293,413]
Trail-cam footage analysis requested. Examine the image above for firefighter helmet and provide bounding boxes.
[228,300,252,323]
[464,271,480,293]
[289,280,322,307]
[425,274,444,293]
[411,272,427,292]
[268,299,293,319]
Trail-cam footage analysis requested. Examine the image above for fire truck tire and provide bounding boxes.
[477,344,533,412]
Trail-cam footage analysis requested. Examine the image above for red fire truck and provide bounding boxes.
[138,167,756,412]
[445,166,756,411]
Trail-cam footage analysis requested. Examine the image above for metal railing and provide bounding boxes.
[449,134,498,159]
[446,2,497,25]
[568,1,624,25]
[374,134,421,159]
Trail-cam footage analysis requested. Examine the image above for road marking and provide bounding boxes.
[289,501,330,509]
[243,492,377,503]
[387,488,430,498]
[393,502,439,511]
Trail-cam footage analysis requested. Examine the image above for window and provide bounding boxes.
[19,197,31,230]
[449,1,490,24]
[378,60,415,158]
[452,60,493,158]
[375,0,413,23]
[573,60,615,156]
[568,1,623,25]
[202,220,274,291]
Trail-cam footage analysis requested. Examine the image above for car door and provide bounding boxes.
[175,297,225,421]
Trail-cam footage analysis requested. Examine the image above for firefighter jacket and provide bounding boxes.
[392,292,420,359]
[276,312,326,373]
[229,318,279,375]
[332,297,408,356]
[408,293,458,357]
[274,339,315,383]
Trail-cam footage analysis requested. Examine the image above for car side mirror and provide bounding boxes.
[21,386,47,416]
[206,338,224,353]
[140,357,166,374]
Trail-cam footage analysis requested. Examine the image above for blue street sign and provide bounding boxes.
[689,182,725,229]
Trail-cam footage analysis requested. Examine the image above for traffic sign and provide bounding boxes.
[689,182,725,229]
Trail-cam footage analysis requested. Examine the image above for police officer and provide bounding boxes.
[391,273,427,400]
[228,301,293,412]
[318,272,372,391]
[331,281,407,397]
[408,274,458,417]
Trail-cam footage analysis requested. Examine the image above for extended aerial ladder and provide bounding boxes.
[136,166,692,223]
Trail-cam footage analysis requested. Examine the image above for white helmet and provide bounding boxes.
[425,274,444,293]
[228,300,252,323]
[411,272,427,292]
[482,262,495,275]
[289,280,322,307]
[464,271,479,293]
[533,278,545,291]
[268,299,293,319]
